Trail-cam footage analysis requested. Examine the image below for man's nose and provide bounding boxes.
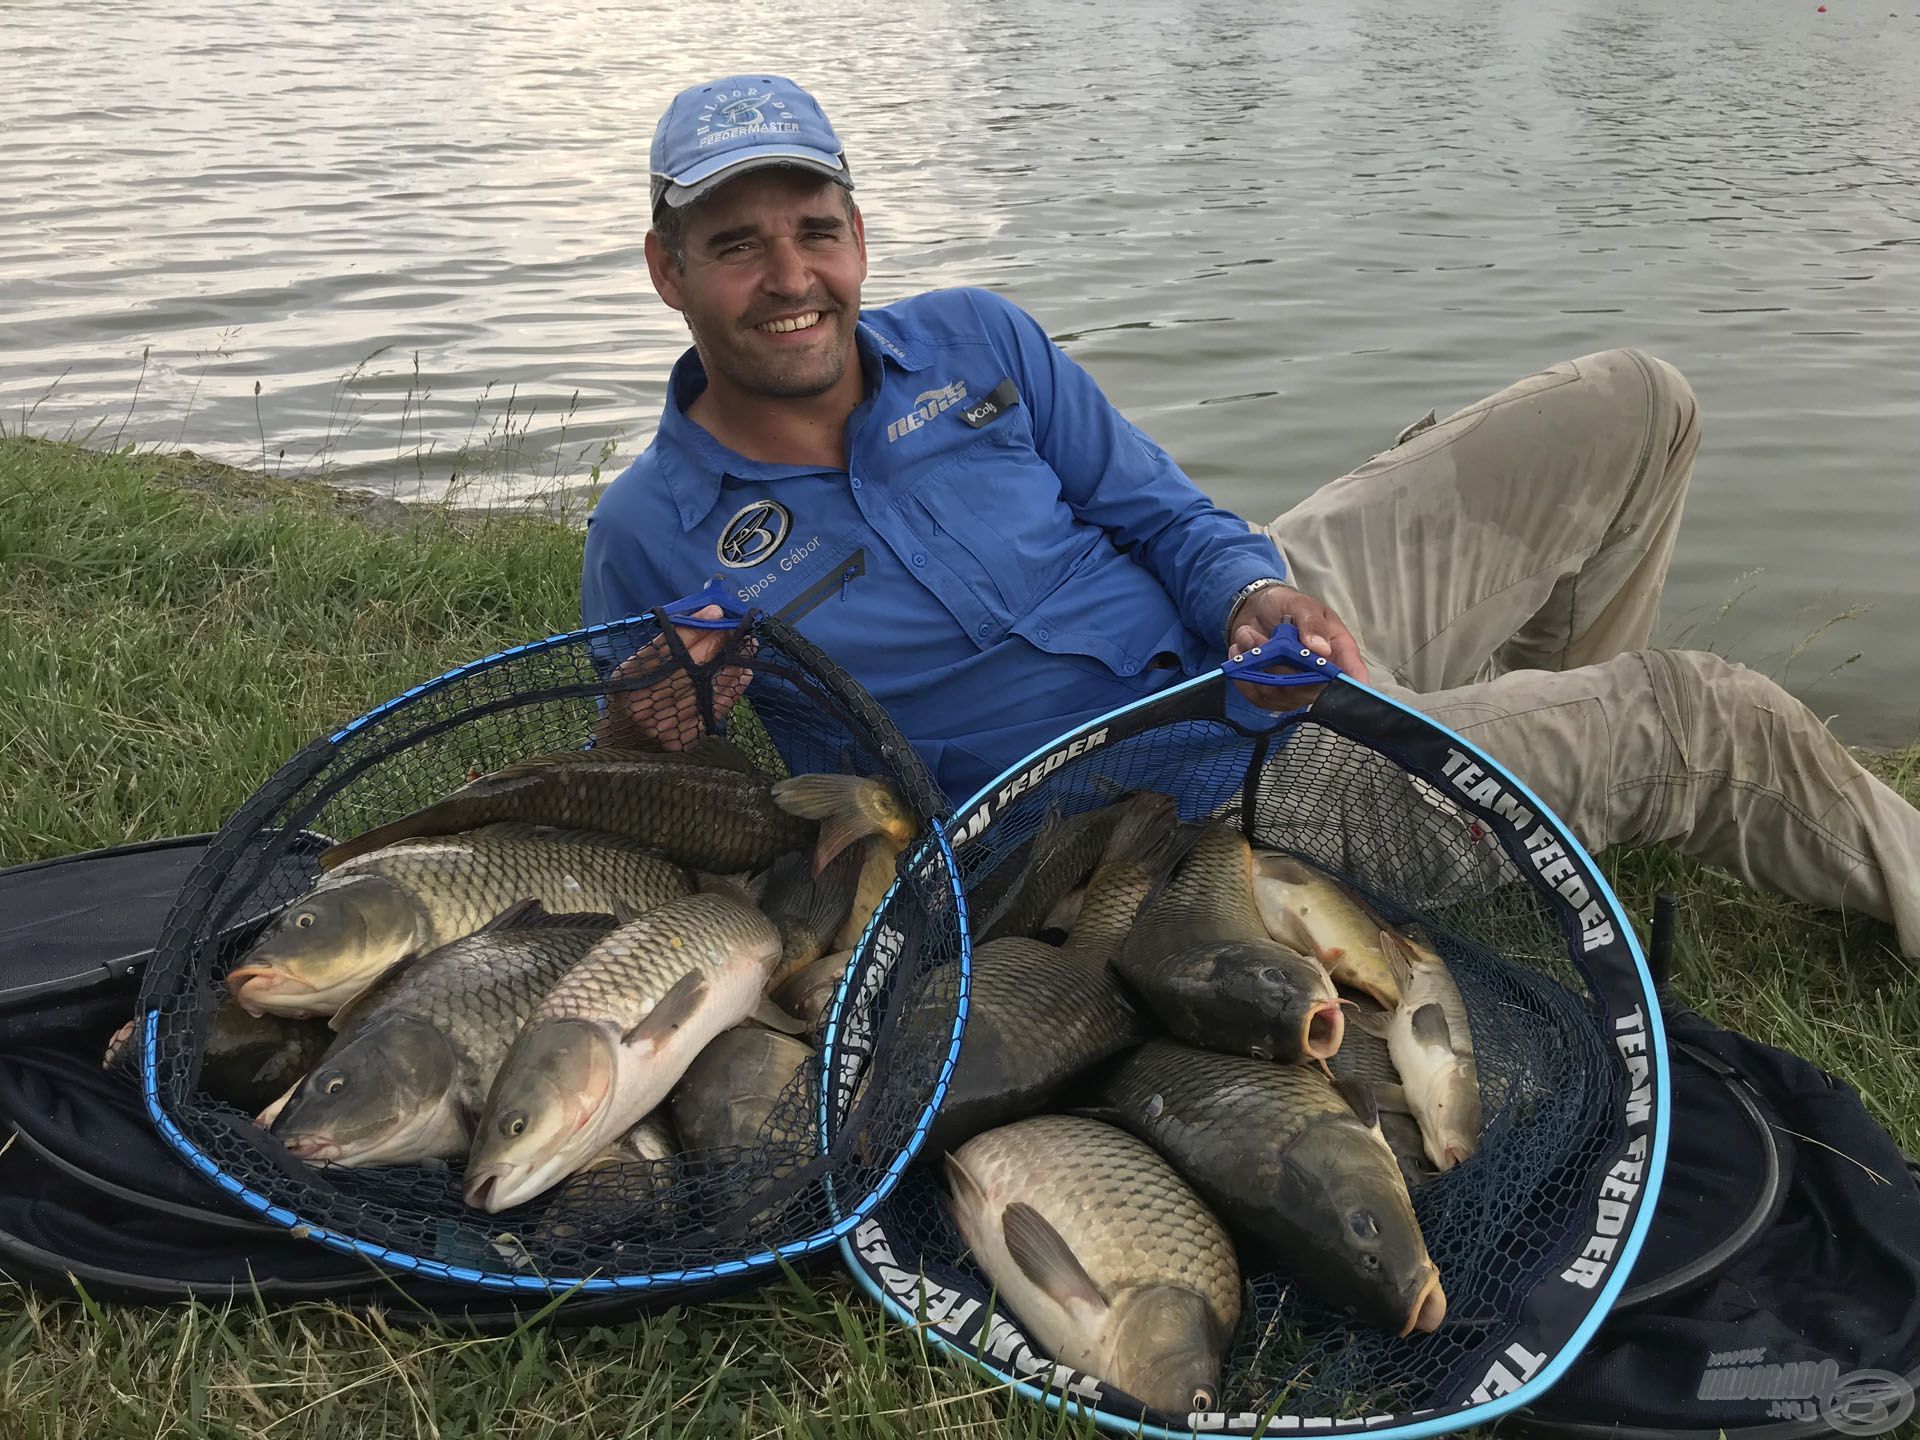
[760,237,812,297]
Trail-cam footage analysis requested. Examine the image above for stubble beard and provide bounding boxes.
[690,311,853,401]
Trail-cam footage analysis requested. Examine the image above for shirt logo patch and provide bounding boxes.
[717,499,791,567]
[885,379,968,443]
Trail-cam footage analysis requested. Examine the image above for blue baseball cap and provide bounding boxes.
[649,76,853,216]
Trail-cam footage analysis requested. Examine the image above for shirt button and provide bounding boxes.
[850,476,862,490]
[1037,626,1052,642]
[911,553,927,568]
[1120,659,1138,675]
[976,622,992,639]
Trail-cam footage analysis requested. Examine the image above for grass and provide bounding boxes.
[0,436,1916,1438]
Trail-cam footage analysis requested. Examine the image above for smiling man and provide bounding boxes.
[582,74,1920,957]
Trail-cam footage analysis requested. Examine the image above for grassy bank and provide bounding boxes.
[1,437,1915,1439]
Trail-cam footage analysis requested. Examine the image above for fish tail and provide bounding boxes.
[771,775,915,874]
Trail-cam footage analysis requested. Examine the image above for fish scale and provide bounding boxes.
[946,1115,1240,1413]
[268,923,611,1165]
[464,892,788,1212]
[1100,1042,1444,1337]
[953,1118,1240,1323]
[329,833,691,946]
[321,744,817,873]
[531,893,780,1025]
[346,926,608,1089]
[924,794,1180,1155]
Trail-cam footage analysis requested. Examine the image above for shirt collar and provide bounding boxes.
[653,319,929,530]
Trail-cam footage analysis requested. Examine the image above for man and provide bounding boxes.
[583,74,1920,958]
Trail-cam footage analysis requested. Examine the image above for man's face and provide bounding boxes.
[647,169,867,401]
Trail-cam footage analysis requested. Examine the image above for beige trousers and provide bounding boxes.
[1264,348,1920,957]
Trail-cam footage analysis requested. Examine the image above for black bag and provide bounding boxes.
[1507,903,1920,1439]
[6,845,1918,1426]
[0,838,777,1326]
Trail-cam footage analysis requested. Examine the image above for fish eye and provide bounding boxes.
[1144,1093,1164,1120]
[324,1075,345,1095]
[1259,966,1283,985]
[294,912,316,929]
[505,1116,526,1137]
[1349,1209,1380,1239]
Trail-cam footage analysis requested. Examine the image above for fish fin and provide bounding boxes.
[476,898,546,933]
[696,872,759,906]
[749,998,810,1037]
[770,775,913,875]
[1333,1076,1380,1129]
[943,1150,989,1221]
[1001,1202,1107,1313]
[1061,1103,1129,1129]
[1378,928,1421,993]
[324,950,426,1035]
[622,971,709,1048]
[1099,791,1181,865]
[255,1078,302,1129]
[1252,851,1313,887]
[318,816,431,870]
[686,735,763,774]
[1410,1002,1454,1050]
[1349,1009,1392,1040]
[1263,899,1322,958]
[1374,1081,1413,1114]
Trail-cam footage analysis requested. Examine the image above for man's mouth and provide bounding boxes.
[755,311,822,334]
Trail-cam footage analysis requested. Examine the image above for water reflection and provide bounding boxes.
[1,0,1916,741]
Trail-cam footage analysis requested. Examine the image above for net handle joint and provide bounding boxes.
[654,578,749,630]
[1218,620,1346,688]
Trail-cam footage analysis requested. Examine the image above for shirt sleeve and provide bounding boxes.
[580,481,670,677]
[962,289,1286,647]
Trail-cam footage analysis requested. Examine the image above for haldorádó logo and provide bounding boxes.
[695,87,799,149]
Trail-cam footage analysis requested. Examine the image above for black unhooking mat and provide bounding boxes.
[0,837,771,1325]
[4,840,1919,1430]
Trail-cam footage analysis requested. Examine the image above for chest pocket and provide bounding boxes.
[894,414,1097,639]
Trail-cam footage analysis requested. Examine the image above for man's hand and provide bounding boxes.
[596,604,756,750]
[1226,583,1370,709]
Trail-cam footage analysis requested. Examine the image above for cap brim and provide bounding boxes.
[657,147,850,210]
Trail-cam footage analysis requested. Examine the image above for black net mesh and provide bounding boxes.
[850,709,1630,1421]
[140,609,962,1290]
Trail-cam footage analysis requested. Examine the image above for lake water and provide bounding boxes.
[4,0,1917,744]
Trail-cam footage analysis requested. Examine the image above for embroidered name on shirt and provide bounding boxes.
[885,379,968,442]
[959,378,1020,429]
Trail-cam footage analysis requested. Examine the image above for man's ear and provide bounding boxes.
[851,204,869,283]
[645,230,686,312]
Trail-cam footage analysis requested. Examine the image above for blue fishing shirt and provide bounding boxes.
[581,286,1285,804]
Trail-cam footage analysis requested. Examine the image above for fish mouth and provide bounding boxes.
[278,1133,342,1163]
[1401,1270,1448,1336]
[225,967,316,1017]
[465,1165,514,1214]
[1302,1000,1345,1060]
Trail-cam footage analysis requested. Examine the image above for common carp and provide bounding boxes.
[1115,822,1342,1064]
[945,1115,1241,1416]
[267,907,613,1167]
[1097,1040,1445,1337]
[227,829,689,1018]
[464,892,791,1213]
